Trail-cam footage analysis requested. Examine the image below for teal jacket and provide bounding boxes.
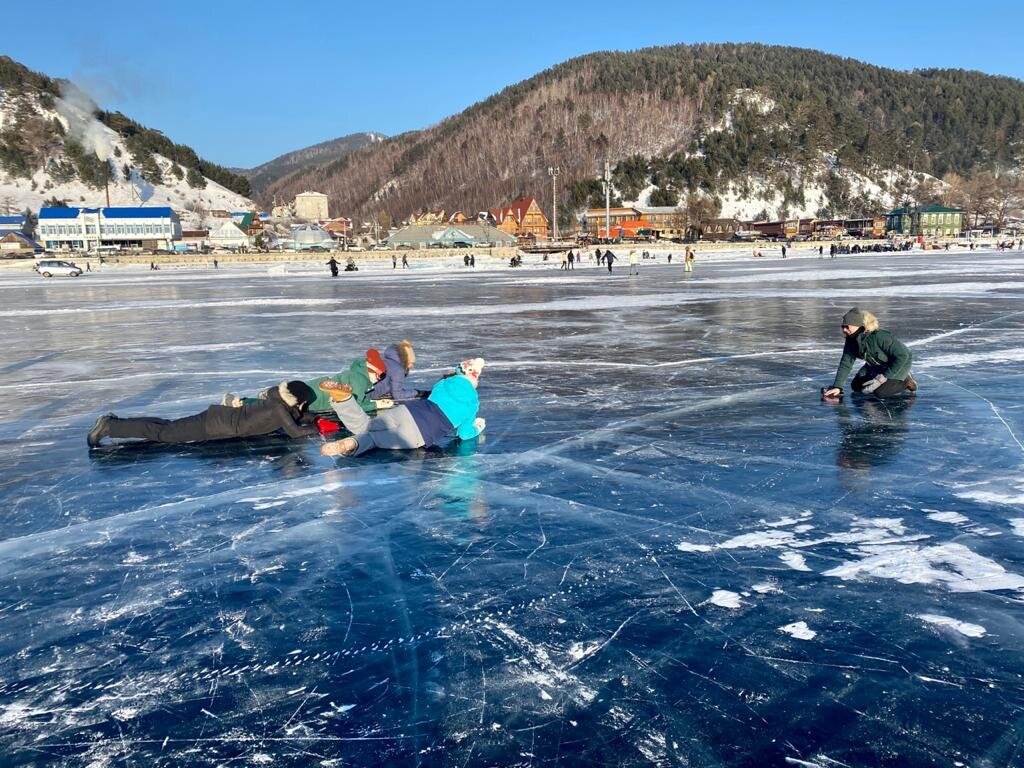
[832,329,913,388]
[428,375,482,440]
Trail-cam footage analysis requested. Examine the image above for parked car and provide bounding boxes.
[35,259,82,277]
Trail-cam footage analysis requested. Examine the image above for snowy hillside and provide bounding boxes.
[0,80,253,228]
[625,159,939,221]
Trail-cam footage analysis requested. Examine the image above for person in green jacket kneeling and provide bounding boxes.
[320,358,487,457]
[822,308,917,400]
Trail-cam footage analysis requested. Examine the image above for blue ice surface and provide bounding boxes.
[1,250,1023,767]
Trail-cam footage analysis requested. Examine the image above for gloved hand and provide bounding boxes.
[821,386,843,400]
[473,417,486,434]
[373,398,395,410]
[860,374,887,394]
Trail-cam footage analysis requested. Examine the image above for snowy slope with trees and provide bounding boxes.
[0,56,253,226]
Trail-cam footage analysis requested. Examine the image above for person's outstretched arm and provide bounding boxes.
[456,416,485,441]
[274,404,319,438]
[830,338,857,390]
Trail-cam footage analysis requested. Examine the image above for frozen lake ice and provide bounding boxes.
[1,250,1023,766]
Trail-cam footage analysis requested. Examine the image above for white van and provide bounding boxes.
[35,259,83,277]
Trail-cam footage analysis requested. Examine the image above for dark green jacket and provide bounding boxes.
[308,359,376,413]
[832,329,913,388]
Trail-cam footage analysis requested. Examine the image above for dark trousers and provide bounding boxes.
[107,413,212,443]
[851,367,909,398]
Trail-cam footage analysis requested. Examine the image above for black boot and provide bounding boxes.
[87,414,115,448]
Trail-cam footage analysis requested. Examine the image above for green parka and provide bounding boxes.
[307,359,377,413]
[832,329,913,389]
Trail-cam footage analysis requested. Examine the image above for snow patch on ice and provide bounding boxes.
[824,542,1024,593]
[927,511,970,525]
[675,541,712,552]
[956,488,1024,507]
[917,614,987,638]
[779,552,811,572]
[1011,519,1024,536]
[707,590,742,609]
[779,621,816,640]
[752,581,782,594]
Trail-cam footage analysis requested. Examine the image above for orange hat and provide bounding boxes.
[366,349,386,377]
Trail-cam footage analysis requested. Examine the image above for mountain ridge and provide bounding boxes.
[259,43,1024,225]
[234,132,385,198]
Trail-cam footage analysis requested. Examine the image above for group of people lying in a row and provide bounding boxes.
[87,340,487,457]
[85,307,916,455]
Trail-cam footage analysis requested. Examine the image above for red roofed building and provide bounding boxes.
[487,197,549,239]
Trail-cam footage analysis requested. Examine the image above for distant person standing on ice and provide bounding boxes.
[781,244,787,258]
[327,256,339,277]
[392,254,397,269]
[402,253,409,269]
[628,250,639,276]
[604,250,616,273]
[684,247,694,273]
[822,308,916,400]
[560,251,569,270]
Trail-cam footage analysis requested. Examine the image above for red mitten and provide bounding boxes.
[317,418,341,436]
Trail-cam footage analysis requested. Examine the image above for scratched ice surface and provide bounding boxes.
[1,251,1023,767]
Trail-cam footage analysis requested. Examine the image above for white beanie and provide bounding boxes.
[458,357,485,387]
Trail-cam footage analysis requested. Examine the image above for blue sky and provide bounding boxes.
[6,0,1022,168]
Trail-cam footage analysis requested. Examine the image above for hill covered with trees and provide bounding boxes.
[0,56,251,210]
[261,43,1024,226]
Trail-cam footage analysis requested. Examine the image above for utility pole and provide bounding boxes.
[602,160,612,241]
[547,166,560,242]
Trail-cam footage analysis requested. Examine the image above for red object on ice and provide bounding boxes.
[317,418,341,436]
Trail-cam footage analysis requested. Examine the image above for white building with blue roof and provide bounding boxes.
[37,207,181,251]
[0,215,26,234]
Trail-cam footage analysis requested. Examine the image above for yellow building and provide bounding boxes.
[584,207,641,233]
[489,197,549,239]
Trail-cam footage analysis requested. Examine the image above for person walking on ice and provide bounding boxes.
[319,358,486,457]
[628,249,640,276]
[684,247,695,273]
[822,308,917,400]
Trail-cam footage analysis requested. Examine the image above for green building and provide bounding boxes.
[886,204,964,238]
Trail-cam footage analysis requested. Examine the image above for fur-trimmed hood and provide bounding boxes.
[274,380,315,413]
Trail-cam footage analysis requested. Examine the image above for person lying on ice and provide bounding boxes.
[368,339,429,402]
[87,380,319,448]
[319,358,487,457]
[224,349,391,415]
[822,308,916,400]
